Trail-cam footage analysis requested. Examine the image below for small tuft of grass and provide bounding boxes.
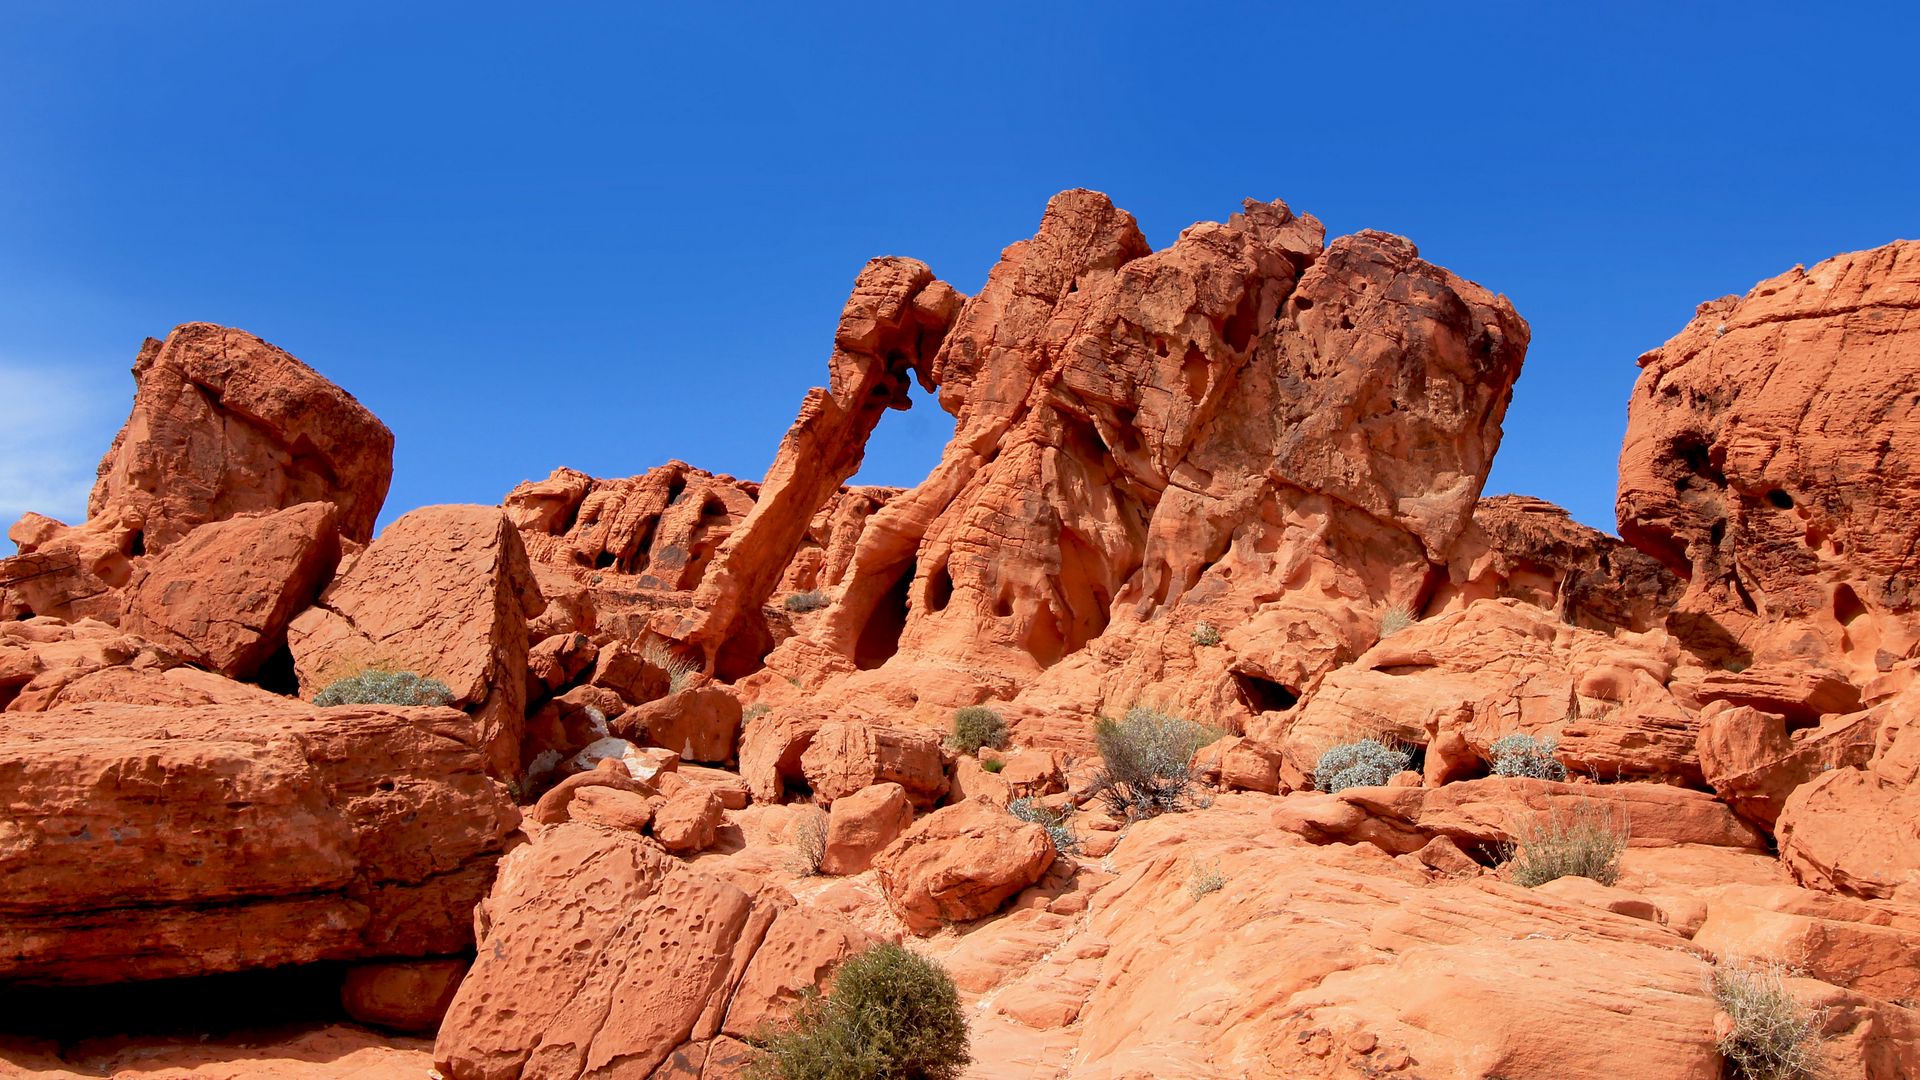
[643,641,698,695]
[1187,858,1226,899]
[946,706,1009,755]
[1379,604,1416,638]
[1501,799,1629,887]
[313,669,454,707]
[980,757,1005,774]
[1190,621,1221,647]
[784,590,829,613]
[1710,959,1826,1080]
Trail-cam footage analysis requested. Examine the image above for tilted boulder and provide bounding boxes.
[611,685,741,764]
[873,798,1055,933]
[120,502,343,680]
[0,701,517,985]
[819,781,914,876]
[288,505,543,777]
[799,719,947,806]
[1618,240,1920,680]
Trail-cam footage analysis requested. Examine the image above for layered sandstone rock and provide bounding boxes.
[1436,495,1680,633]
[1618,240,1920,680]
[288,505,542,776]
[1776,687,1920,901]
[0,701,517,985]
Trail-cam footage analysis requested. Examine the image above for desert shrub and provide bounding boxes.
[1488,732,1568,781]
[1008,797,1079,856]
[1314,738,1411,793]
[1711,959,1826,1080]
[1501,799,1629,887]
[643,641,698,695]
[744,703,772,723]
[1090,705,1222,819]
[313,669,454,707]
[1190,621,1221,647]
[980,757,1005,774]
[1187,858,1226,899]
[785,590,829,613]
[748,942,970,1080]
[946,706,1009,755]
[1379,604,1416,637]
[787,806,828,876]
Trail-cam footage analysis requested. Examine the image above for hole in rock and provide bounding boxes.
[1295,295,1314,311]
[1221,286,1259,351]
[594,551,617,570]
[1708,520,1726,547]
[854,561,913,671]
[715,610,775,682]
[925,562,953,613]
[1232,672,1298,713]
[665,474,687,505]
[1765,488,1794,510]
[127,530,145,558]
[700,497,727,519]
[1834,583,1867,627]
[254,644,300,696]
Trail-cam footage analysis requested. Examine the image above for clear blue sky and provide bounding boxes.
[3,2,1914,541]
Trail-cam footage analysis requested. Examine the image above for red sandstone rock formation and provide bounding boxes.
[1618,240,1920,681]
[0,701,516,985]
[1437,494,1680,633]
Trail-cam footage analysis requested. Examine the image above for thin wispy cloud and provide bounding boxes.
[0,362,124,540]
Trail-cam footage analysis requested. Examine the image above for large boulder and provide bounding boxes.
[1618,240,1920,679]
[1776,688,1920,901]
[0,701,517,985]
[119,502,343,680]
[433,823,868,1080]
[799,719,947,806]
[820,781,914,876]
[873,798,1055,933]
[288,505,543,776]
[611,686,741,764]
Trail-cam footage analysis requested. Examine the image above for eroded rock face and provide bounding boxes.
[1436,495,1680,633]
[874,798,1054,933]
[0,702,517,985]
[1618,240,1920,680]
[288,505,543,776]
[1776,687,1920,901]
[433,822,867,1080]
[743,191,1528,744]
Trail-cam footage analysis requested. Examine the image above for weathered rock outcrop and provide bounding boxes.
[288,505,542,776]
[738,191,1528,746]
[1436,495,1680,633]
[1618,240,1920,680]
[0,701,517,985]
[433,822,868,1080]
[874,798,1055,933]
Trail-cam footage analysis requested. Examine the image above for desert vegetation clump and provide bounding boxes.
[747,942,970,1080]
[643,640,698,695]
[1488,732,1568,780]
[1187,858,1226,899]
[946,706,1009,755]
[980,757,1005,774]
[787,806,828,877]
[1190,620,1221,647]
[312,668,454,707]
[1379,604,1416,637]
[1007,796,1079,856]
[1710,959,1826,1080]
[1501,799,1629,887]
[784,590,829,613]
[1090,705,1221,819]
[1314,738,1411,793]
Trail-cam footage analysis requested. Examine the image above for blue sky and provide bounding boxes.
[3,2,1914,542]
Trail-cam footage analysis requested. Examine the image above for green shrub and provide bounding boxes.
[1501,799,1629,887]
[1710,959,1826,1080]
[785,590,829,613]
[946,706,1009,755]
[1007,797,1079,856]
[643,641,698,695]
[1091,705,1222,819]
[748,942,970,1080]
[1187,858,1226,899]
[1190,621,1221,647]
[313,669,454,707]
[1489,732,1568,781]
[1379,604,1416,637]
[980,757,1005,774]
[1314,739,1410,793]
